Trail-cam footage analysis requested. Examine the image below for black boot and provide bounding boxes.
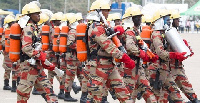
[11,81,16,92]
[72,82,81,94]
[109,90,117,100]
[186,98,200,103]
[64,92,78,102]
[17,77,20,86]
[32,87,40,95]
[191,98,200,103]
[101,96,109,103]
[80,92,88,103]
[58,89,65,99]
[3,79,11,90]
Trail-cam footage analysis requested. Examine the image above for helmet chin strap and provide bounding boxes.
[29,17,38,25]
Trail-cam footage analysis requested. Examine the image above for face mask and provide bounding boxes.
[59,21,68,30]
[163,16,171,26]
[122,17,134,30]
[70,21,79,29]
[110,21,115,28]
[18,15,30,28]
[153,17,164,30]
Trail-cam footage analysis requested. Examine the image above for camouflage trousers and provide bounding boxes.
[65,60,87,92]
[12,62,21,81]
[17,61,58,103]
[147,62,184,103]
[84,59,133,103]
[170,62,198,101]
[3,53,19,81]
[123,64,157,103]
[46,51,65,89]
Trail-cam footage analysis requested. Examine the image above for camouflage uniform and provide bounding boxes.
[1,28,18,90]
[169,51,198,101]
[17,22,58,103]
[148,30,184,103]
[2,52,12,80]
[46,27,61,86]
[85,21,133,103]
[64,28,86,93]
[122,27,157,103]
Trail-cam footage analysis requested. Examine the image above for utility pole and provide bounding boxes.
[49,0,52,10]
[182,0,185,4]
[88,0,90,11]
[162,0,165,4]
[64,0,67,13]
[19,0,21,14]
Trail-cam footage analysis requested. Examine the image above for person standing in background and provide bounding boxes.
[190,20,195,33]
[186,20,190,33]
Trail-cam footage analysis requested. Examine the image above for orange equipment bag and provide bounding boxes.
[59,26,69,53]
[5,28,10,53]
[140,25,152,48]
[53,27,60,52]
[76,23,87,62]
[9,23,22,62]
[41,25,50,51]
[0,28,3,50]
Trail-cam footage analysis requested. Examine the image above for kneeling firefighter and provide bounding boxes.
[16,3,58,103]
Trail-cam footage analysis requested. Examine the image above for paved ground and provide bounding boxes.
[0,33,199,103]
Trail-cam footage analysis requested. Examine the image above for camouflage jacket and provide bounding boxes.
[21,22,41,59]
[65,28,77,60]
[87,21,123,62]
[150,31,170,62]
[122,27,141,58]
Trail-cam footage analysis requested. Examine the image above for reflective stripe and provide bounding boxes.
[43,43,49,45]
[76,33,85,36]
[141,38,151,40]
[59,45,67,47]
[55,33,59,35]
[42,31,50,33]
[5,46,10,47]
[53,45,59,46]
[77,51,87,53]
[60,33,68,35]
[10,34,21,36]
[9,52,20,54]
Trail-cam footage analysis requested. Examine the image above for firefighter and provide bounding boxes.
[169,10,199,103]
[121,6,158,102]
[17,3,58,102]
[140,14,153,77]
[84,0,135,102]
[31,10,53,96]
[107,13,121,28]
[63,13,81,102]
[148,9,187,102]
[48,12,63,94]
[1,14,16,91]
[107,12,124,100]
